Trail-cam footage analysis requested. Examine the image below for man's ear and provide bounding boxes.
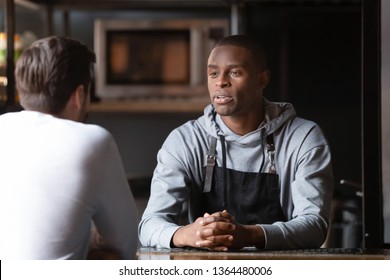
[71,85,86,110]
[259,70,270,89]
[59,85,85,121]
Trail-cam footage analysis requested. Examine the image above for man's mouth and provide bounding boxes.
[214,95,233,103]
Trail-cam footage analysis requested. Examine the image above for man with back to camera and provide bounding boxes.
[138,34,334,251]
[0,36,138,259]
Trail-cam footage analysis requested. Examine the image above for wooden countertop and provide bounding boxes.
[137,247,390,260]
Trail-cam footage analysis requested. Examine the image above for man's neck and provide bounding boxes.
[221,111,265,136]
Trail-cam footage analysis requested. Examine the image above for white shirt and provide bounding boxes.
[0,111,138,259]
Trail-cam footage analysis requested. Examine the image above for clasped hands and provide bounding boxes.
[172,210,264,251]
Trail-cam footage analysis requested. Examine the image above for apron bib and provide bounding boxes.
[200,134,285,225]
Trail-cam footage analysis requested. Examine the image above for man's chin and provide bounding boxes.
[213,105,231,117]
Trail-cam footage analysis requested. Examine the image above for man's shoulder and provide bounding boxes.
[282,116,328,146]
[169,117,208,139]
[72,122,113,142]
[288,116,318,129]
[47,118,114,150]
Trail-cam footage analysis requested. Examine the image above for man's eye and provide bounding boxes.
[229,71,239,77]
[209,72,218,78]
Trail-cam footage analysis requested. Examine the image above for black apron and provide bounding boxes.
[200,134,286,225]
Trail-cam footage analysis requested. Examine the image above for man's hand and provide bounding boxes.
[172,210,265,251]
[172,210,235,251]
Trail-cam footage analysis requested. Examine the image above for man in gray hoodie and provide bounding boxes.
[139,34,333,251]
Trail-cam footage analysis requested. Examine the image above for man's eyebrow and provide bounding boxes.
[207,64,241,68]
[227,64,241,68]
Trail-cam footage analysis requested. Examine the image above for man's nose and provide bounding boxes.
[216,74,231,87]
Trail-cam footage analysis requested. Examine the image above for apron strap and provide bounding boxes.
[266,134,277,174]
[204,134,277,192]
[203,136,217,193]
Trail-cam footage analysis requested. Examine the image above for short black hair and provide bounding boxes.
[214,34,267,70]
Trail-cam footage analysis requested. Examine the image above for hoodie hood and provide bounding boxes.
[199,98,296,145]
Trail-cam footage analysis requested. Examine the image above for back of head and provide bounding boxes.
[214,34,267,71]
[15,36,96,115]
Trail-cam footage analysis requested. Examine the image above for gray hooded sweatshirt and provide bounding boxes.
[138,99,333,249]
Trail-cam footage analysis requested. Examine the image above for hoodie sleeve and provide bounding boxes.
[138,129,195,248]
[261,124,334,249]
